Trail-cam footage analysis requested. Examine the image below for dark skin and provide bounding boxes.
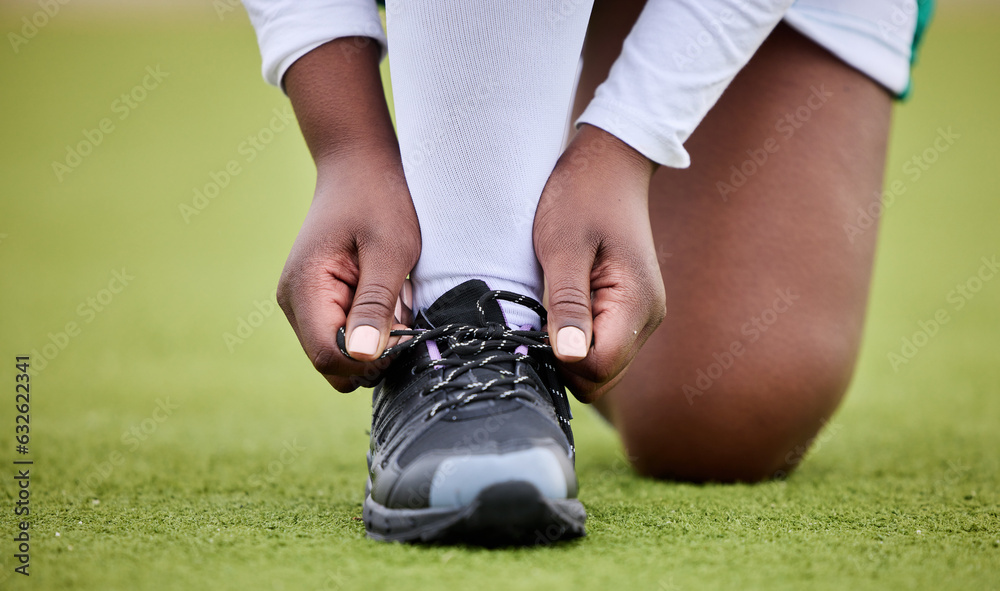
[280,6,890,482]
[534,123,666,400]
[279,37,666,399]
[579,0,890,481]
[279,40,420,392]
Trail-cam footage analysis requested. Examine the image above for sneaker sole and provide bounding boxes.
[363,480,586,545]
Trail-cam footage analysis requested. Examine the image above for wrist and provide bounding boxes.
[314,136,404,178]
[571,124,656,182]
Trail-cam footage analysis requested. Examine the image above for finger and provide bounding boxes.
[344,246,413,361]
[561,357,633,403]
[394,278,414,327]
[542,249,597,363]
[324,357,388,392]
[572,302,638,391]
[325,374,365,393]
[562,274,666,401]
[278,271,368,378]
[326,352,396,392]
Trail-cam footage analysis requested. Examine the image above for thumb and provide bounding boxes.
[544,252,596,363]
[344,250,411,362]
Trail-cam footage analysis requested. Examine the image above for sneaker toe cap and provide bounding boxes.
[428,446,571,508]
[383,443,575,509]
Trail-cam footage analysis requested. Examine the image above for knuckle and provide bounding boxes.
[652,300,667,327]
[561,370,609,403]
[571,350,624,386]
[647,288,667,327]
[310,348,342,375]
[351,281,398,319]
[586,364,617,385]
[276,277,293,314]
[276,255,315,313]
[653,290,668,325]
[338,377,364,393]
[329,375,361,393]
[548,283,592,320]
[626,263,666,327]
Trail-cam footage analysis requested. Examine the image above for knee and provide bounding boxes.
[613,334,857,483]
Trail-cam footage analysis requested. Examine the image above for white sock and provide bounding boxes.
[387,0,594,328]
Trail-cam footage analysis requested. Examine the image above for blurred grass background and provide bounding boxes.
[0,1,998,590]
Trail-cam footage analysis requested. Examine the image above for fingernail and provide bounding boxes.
[401,279,413,309]
[396,279,414,326]
[556,326,588,359]
[348,325,380,357]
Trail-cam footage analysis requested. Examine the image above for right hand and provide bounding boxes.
[277,149,420,392]
[277,38,420,392]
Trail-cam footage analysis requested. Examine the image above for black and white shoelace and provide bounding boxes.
[335,290,574,437]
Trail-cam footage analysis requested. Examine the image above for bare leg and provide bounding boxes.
[576,2,891,481]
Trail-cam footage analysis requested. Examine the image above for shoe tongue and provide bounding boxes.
[420,280,506,328]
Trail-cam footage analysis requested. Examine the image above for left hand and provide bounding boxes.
[533,124,667,402]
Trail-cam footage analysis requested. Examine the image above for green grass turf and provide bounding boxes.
[1,5,998,590]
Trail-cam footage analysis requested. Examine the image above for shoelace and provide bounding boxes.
[336,291,573,430]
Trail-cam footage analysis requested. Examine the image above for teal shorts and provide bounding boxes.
[783,0,934,98]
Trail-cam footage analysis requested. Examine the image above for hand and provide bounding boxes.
[533,124,666,402]
[277,151,419,392]
[276,38,420,392]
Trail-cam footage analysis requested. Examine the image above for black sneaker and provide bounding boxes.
[338,280,585,545]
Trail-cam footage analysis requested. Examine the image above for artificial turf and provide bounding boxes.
[0,4,998,590]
